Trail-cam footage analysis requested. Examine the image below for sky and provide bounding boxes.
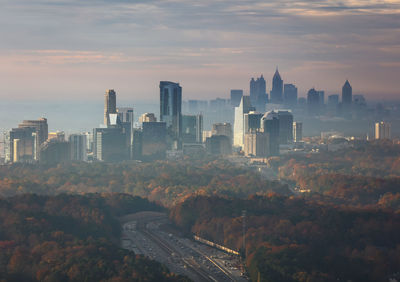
[0,0,400,102]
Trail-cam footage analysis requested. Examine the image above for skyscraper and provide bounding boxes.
[234,96,254,147]
[307,88,320,115]
[69,134,87,161]
[250,75,267,111]
[270,68,283,104]
[160,81,182,149]
[104,89,117,126]
[342,80,352,104]
[283,84,298,106]
[277,111,293,144]
[18,118,48,146]
[230,90,243,107]
[261,111,280,156]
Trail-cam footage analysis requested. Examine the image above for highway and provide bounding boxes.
[120,212,248,282]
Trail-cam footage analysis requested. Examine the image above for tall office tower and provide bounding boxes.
[244,132,269,157]
[83,132,93,153]
[139,113,157,123]
[182,114,203,143]
[8,127,37,163]
[142,122,167,160]
[212,122,233,143]
[160,81,182,149]
[18,118,48,146]
[69,134,87,161]
[234,96,254,147]
[307,88,320,115]
[244,111,263,133]
[104,89,117,126]
[283,84,298,106]
[293,122,303,142]
[261,111,280,156]
[3,131,11,163]
[277,110,293,144]
[317,91,325,105]
[230,90,243,107]
[375,122,391,140]
[250,76,267,111]
[270,68,283,104]
[342,80,352,104]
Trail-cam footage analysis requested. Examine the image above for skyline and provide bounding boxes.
[1,0,400,101]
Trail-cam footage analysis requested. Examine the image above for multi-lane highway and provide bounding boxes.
[120,212,248,282]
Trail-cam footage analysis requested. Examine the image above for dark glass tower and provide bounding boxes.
[270,68,283,104]
[342,80,352,104]
[160,81,182,149]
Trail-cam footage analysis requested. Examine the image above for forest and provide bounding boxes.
[170,194,400,282]
[0,158,289,206]
[0,193,188,282]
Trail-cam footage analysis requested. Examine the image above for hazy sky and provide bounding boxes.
[1,0,399,101]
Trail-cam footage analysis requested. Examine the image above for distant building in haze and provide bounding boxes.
[141,122,167,161]
[212,123,233,144]
[244,112,263,134]
[205,135,232,155]
[230,90,243,107]
[270,68,283,104]
[283,84,298,106]
[342,80,352,104]
[307,88,320,115]
[48,131,65,142]
[250,75,267,111]
[317,91,325,105]
[6,127,37,163]
[69,134,87,161]
[328,94,339,106]
[104,89,117,126]
[18,118,48,146]
[93,127,127,162]
[182,114,203,143]
[375,122,391,140]
[117,107,134,124]
[160,81,182,149]
[40,139,70,164]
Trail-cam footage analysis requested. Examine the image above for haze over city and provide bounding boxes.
[1,0,400,102]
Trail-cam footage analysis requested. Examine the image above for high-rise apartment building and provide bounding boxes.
[270,69,283,104]
[104,89,117,126]
[160,81,182,149]
[293,122,303,142]
[375,122,391,140]
[342,80,352,104]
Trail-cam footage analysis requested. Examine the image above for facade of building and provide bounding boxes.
[244,132,269,157]
[48,131,65,142]
[261,111,280,156]
[307,88,320,115]
[93,127,127,162]
[40,139,70,164]
[117,107,134,124]
[205,135,232,155]
[244,112,263,134]
[250,75,267,111]
[141,122,167,161]
[270,69,283,104]
[69,134,87,161]
[293,122,303,142]
[7,127,37,163]
[160,81,182,149]
[212,122,232,143]
[234,96,254,148]
[104,89,117,126]
[182,114,203,143]
[18,118,48,146]
[278,111,293,144]
[375,121,391,140]
[230,90,243,107]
